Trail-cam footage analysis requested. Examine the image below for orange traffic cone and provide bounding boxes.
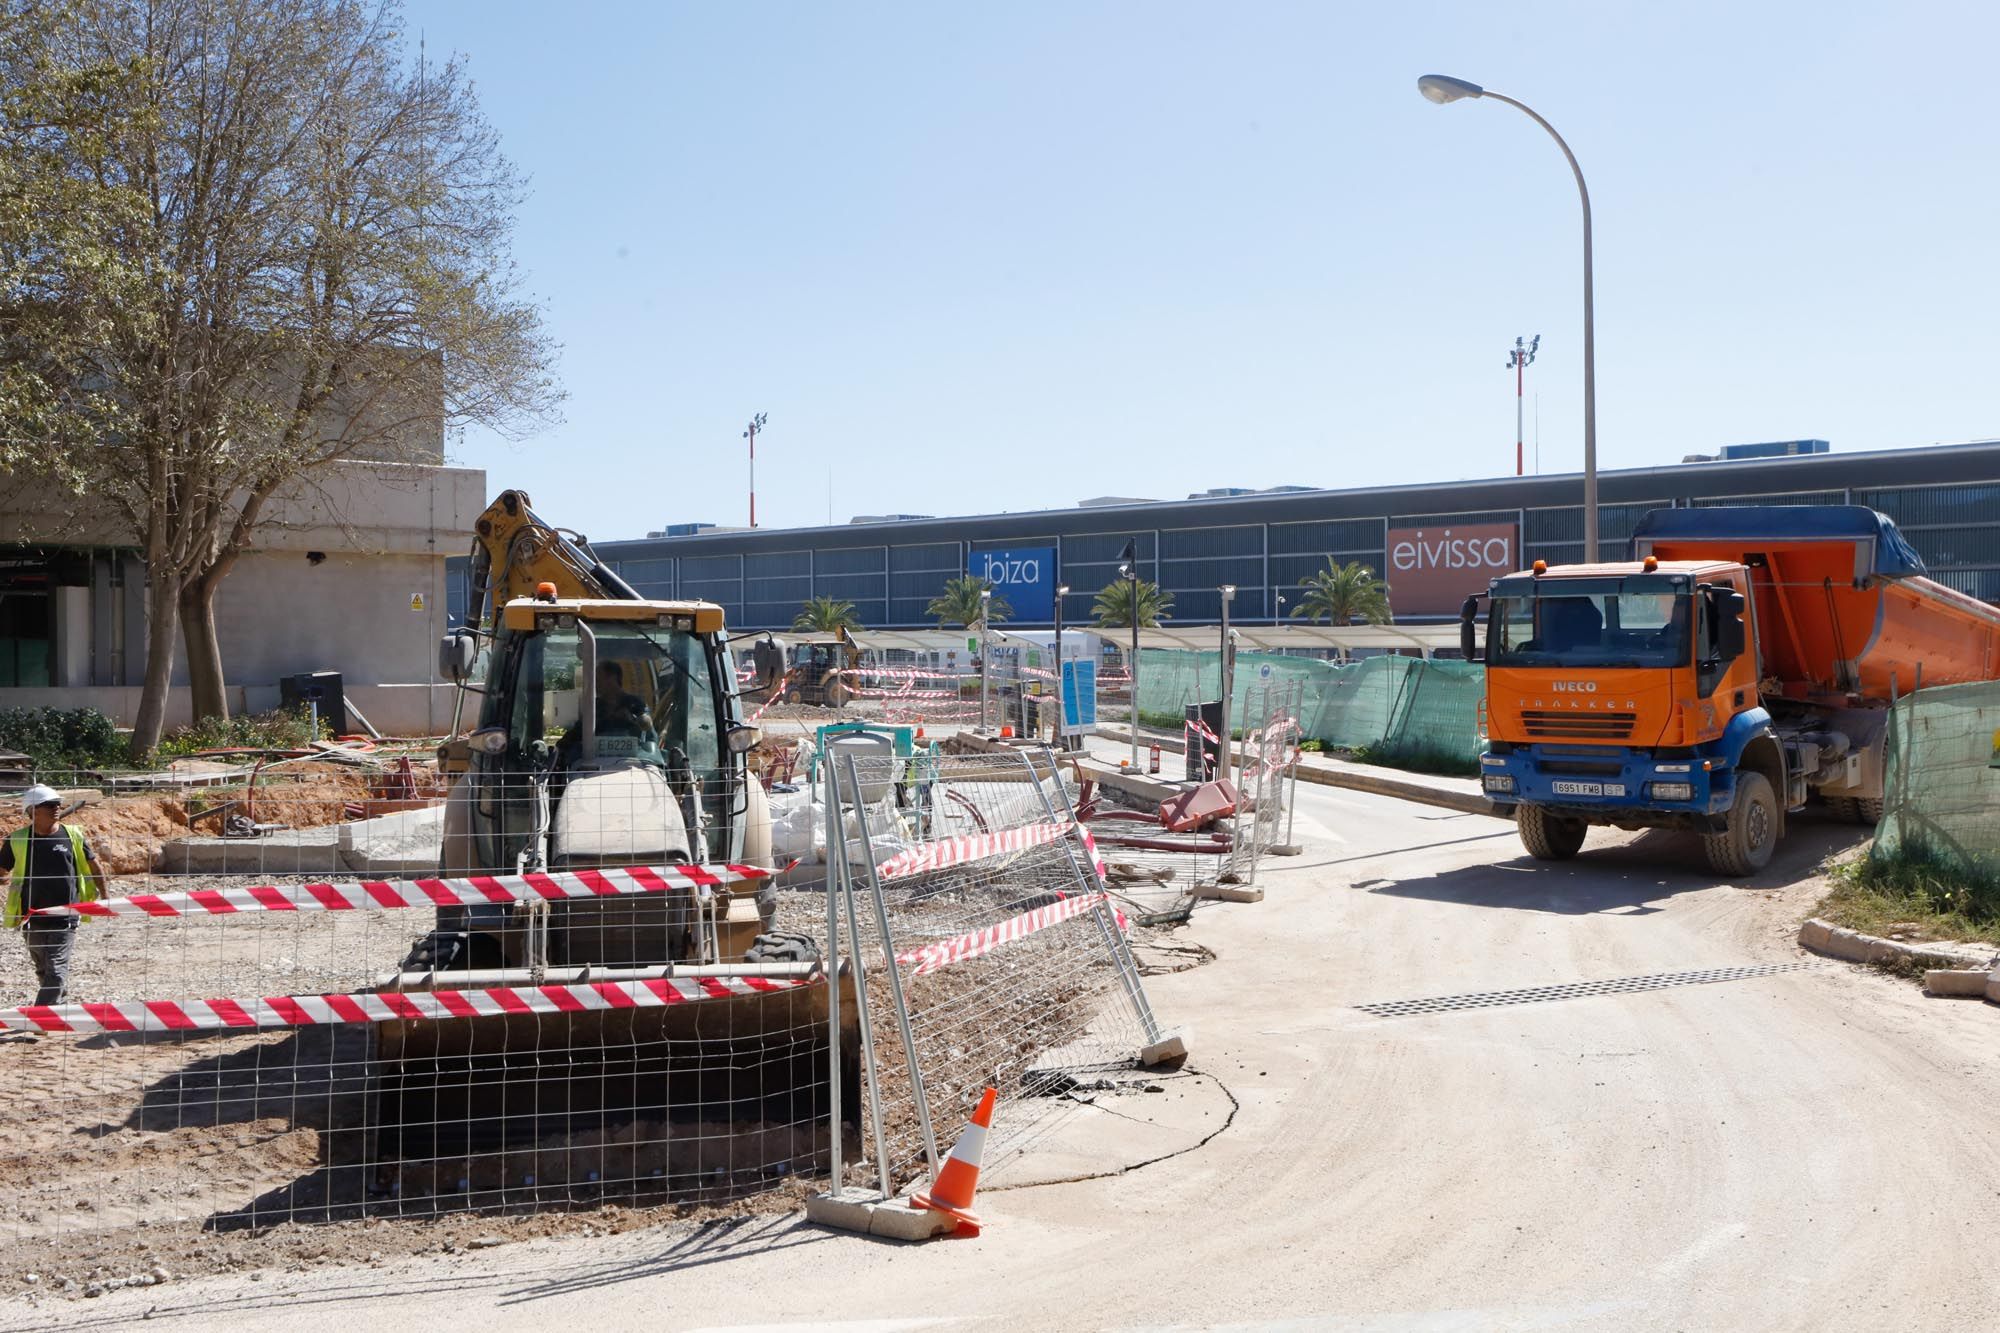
[911,1086,996,1235]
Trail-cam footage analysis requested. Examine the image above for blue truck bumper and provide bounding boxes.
[1479,745,1736,830]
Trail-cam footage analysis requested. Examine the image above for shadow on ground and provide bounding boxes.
[1357,815,1869,916]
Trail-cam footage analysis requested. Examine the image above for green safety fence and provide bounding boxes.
[1875,679,2000,890]
[1135,649,1485,772]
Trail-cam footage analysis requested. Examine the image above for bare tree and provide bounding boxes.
[0,0,559,754]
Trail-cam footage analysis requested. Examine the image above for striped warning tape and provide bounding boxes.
[33,862,781,921]
[874,821,1073,881]
[0,973,820,1035]
[894,892,1119,976]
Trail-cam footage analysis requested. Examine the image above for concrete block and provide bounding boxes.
[160,827,340,875]
[1193,882,1263,904]
[1798,918,1834,952]
[1267,843,1304,857]
[1988,969,2000,1005]
[805,1188,957,1241]
[1139,1032,1188,1067]
[1922,969,1991,997]
[337,804,445,876]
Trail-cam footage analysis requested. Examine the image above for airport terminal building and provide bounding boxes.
[574,440,2000,631]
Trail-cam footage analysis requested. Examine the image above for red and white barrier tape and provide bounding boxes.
[894,891,1121,976]
[36,862,781,920]
[875,821,1072,881]
[0,974,820,1035]
[1185,717,1221,745]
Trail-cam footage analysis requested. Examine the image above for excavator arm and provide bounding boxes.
[464,489,642,631]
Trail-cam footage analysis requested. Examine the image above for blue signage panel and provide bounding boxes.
[1061,658,1098,735]
[971,546,1056,622]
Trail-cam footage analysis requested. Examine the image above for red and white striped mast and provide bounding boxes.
[1507,335,1539,476]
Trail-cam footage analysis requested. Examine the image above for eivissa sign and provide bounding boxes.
[1384,522,1518,616]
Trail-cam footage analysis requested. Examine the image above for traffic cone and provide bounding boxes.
[911,1086,996,1235]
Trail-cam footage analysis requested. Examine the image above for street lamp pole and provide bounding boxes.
[1418,74,1596,553]
[978,588,992,733]
[1053,583,1070,747]
[1218,584,1237,786]
[1118,540,1140,770]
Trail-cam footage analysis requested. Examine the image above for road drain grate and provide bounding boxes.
[1355,961,1820,1018]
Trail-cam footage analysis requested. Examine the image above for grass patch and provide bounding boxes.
[1345,742,1481,779]
[1817,843,2000,948]
[153,708,325,760]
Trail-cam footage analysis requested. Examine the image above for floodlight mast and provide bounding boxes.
[1508,335,1540,476]
[743,413,768,528]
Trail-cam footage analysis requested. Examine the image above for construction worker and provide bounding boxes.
[2,785,103,1006]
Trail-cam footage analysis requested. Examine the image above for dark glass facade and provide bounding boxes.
[446,444,2000,628]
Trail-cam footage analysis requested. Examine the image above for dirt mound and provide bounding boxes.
[74,796,189,876]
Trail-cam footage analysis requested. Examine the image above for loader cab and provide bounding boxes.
[468,613,736,868]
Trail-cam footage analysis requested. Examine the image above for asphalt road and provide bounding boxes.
[22,778,2000,1332]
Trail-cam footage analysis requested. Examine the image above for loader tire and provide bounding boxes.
[1704,771,1777,876]
[1517,804,1587,861]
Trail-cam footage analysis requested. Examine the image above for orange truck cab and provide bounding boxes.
[1463,505,2000,875]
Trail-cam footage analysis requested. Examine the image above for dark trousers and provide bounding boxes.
[23,925,76,1006]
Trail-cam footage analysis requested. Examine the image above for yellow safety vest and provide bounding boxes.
[4,824,99,928]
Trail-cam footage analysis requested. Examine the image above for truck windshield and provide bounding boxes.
[1487,575,1692,669]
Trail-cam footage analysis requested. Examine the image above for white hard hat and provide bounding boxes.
[19,784,60,812]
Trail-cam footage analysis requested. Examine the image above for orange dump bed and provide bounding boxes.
[1633,506,2000,700]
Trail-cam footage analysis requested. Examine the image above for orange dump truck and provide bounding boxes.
[1462,505,2000,874]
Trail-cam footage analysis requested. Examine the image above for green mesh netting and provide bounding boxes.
[1135,649,1485,771]
[1875,680,2000,885]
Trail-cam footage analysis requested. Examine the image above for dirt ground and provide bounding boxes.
[65,763,385,877]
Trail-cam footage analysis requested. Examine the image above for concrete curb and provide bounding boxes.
[1798,917,2000,1001]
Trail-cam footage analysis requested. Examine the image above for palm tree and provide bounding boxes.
[793,596,861,632]
[1092,578,1173,628]
[1292,558,1392,625]
[927,575,1010,628]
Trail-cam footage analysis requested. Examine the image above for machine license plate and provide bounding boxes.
[1552,781,1603,796]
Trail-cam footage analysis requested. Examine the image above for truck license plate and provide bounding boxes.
[1552,781,1603,796]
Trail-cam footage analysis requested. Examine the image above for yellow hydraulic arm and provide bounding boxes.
[465,489,641,630]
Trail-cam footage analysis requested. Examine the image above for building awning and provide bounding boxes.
[1085,623,1461,653]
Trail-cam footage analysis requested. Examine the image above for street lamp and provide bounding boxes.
[1218,585,1237,786]
[1118,540,1139,769]
[1273,588,1287,627]
[978,587,992,733]
[1418,73,1597,554]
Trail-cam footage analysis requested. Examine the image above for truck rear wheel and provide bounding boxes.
[1517,804,1587,861]
[1824,795,1857,822]
[1854,797,1884,825]
[1704,771,1777,876]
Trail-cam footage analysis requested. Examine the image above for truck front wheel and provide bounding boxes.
[1518,804,1587,861]
[1704,771,1777,876]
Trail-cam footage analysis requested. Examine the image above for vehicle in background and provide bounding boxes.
[1464,506,2000,874]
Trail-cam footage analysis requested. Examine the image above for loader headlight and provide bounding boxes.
[1648,781,1694,801]
[1482,774,1516,794]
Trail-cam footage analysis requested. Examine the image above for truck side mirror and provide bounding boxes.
[1716,590,1747,662]
[438,629,479,683]
[1459,595,1481,662]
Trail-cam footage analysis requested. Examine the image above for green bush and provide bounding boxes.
[1348,741,1480,779]
[1823,841,2000,945]
[0,707,128,772]
[154,708,325,759]
[1298,739,1323,753]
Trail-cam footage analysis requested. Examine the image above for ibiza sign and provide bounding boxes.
[1385,522,1518,616]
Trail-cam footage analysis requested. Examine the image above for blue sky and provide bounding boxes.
[402,1,2000,539]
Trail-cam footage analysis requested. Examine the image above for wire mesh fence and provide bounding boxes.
[1135,649,1483,771]
[0,763,840,1256]
[820,746,1173,1200]
[1223,680,1304,888]
[0,737,1178,1265]
[1876,680,2000,888]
